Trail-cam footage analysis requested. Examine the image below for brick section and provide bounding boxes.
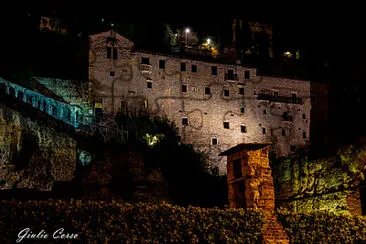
[347,189,362,215]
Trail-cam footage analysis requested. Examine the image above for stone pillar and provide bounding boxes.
[220,143,275,211]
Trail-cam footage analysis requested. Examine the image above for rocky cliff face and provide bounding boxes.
[0,103,77,191]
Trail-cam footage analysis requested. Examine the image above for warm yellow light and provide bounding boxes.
[207,38,211,44]
[284,51,291,55]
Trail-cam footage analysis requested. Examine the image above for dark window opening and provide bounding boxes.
[159,60,165,69]
[244,70,250,79]
[263,110,266,115]
[18,91,23,100]
[224,122,230,129]
[303,131,307,138]
[241,125,247,133]
[302,113,306,119]
[141,57,150,64]
[211,66,217,75]
[212,137,218,145]
[113,47,118,60]
[262,128,266,134]
[147,81,152,88]
[290,145,296,151]
[233,159,242,179]
[180,62,186,71]
[182,117,188,125]
[227,69,235,80]
[283,112,288,120]
[274,91,279,100]
[240,107,245,113]
[282,129,286,136]
[205,87,211,95]
[182,85,187,93]
[110,71,115,76]
[292,93,297,103]
[224,89,230,97]
[106,46,111,59]
[191,64,197,73]
[121,101,128,114]
[239,87,245,95]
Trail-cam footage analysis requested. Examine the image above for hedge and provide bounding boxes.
[0,200,263,243]
[278,209,366,243]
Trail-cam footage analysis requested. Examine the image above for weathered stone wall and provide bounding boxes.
[273,146,366,213]
[0,103,77,191]
[89,30,311,175]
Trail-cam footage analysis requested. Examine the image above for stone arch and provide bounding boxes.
[8,87,15,97]
[17,90,24,101]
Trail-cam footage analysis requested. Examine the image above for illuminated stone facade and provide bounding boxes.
[89,30,311,175]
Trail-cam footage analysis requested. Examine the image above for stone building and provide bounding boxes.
[89,30,311,175]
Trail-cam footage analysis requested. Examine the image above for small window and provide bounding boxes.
[292,93,297,103]
[274,91,279,100]
[262,128,266,134]
[303,131,307,138]
[106,46,112,59]
[283,112,288,120]
[110,71,115,76]
[212,137,218,145]
[113,47,118,60]
[282,129,286,136]
[239,87,245,95]
[144,100,148,108]
[181,62,186,71]
[263,110,267,115]
[205,87,211,95]
[224,89,230,97]
[142,57,150,64]
[244,70,250,79]
[121,101,128,114]
[147,81,152,88]
[159,60,165,69]
[211,66,217,75]
[240,107,245,113]
[223,121,230,129]
[182,85,187,93]
[191,64,197,73]
[241,125,247,133]
[182,117,188,125]
[290,145,296,151]
[302,113,306,119]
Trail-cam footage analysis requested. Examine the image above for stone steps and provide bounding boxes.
[261,211,289,244]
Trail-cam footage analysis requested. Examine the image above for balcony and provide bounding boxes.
[224,73,238,82]
[140,64,152,76]
[257,93,303,104]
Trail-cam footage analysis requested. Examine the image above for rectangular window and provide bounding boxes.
[239,87,245,95]
[159,60,165,69]
[191,64,197,73]
[211,66,217,75]
[302,113,306,119]
[274,91,279,100]
[262,128,266,134]
[241,125,247,133]
[233,159,242,179]
[224,89,230,97]
[290,145,296,151]
[121,101,128,114]
[244,70,250,79]
[282,129,286,136]
[106,47,112,59]
[182,117,188,125]
[110,71,115,76]
[224,121,230,129]
[263,110,267,115]
[283,112,288,120]
[205,87,211,95]
[142,57,150,64]
[227,69,235,80]
[147,81,152,88]
[180,62,186,71]
[240,107,245,113]
[113,47,118,60]
[303,131,307,138]
[292,93,297,103]
[182,85,187,93]
[212,137,218,145]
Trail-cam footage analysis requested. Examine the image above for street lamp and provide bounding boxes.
[207,38,211,45]
[185,28,190,47]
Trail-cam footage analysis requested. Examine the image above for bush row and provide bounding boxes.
[0,200,263,243]
[278,209,366,243]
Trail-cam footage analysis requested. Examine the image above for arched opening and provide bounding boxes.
[17,91,24,101]
[9,87,15,97]
[43,101,47,112]
[37,100,42,110]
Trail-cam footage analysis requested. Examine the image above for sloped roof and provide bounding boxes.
[219,143,272,156]
[89,29,134,47]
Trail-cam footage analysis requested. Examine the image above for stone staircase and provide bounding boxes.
[261,211,289,244]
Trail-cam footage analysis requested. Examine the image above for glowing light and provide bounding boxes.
[185,28,190,33]
[284,51,291,55]
[207,38,211,44]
